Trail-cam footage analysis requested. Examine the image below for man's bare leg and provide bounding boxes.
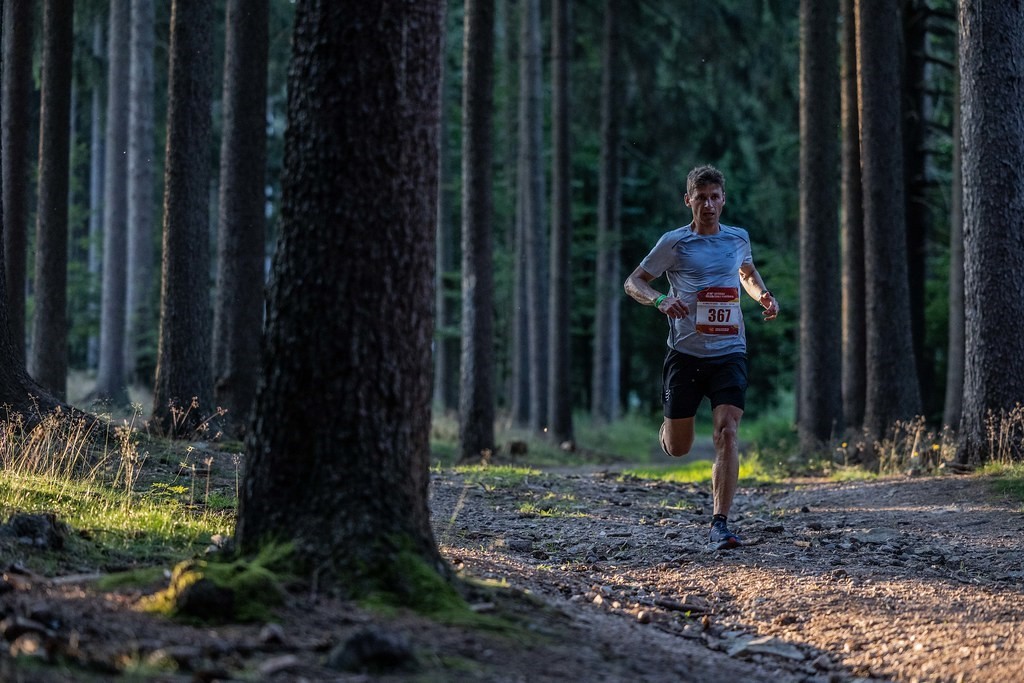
[711,404,744,517]
[660,416,696,457]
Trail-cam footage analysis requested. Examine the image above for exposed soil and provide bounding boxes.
[2,450,1023,682]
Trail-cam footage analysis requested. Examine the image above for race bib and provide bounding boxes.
[695,287,740,335]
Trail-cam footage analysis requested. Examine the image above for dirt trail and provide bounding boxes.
[431,467,1024,682]
[2,463,1023,682]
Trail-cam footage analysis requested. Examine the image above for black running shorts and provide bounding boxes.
[662,350,748,419]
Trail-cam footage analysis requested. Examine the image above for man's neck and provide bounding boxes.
[691,220,721,236]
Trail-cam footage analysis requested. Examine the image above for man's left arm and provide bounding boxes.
[739,262,779,321]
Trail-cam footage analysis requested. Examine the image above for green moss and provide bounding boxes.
[137,543,291,623]
[360,546,467,618]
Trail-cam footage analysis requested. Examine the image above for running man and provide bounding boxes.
[624,165,779,550]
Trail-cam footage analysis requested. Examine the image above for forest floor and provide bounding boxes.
[2,444,1024,682]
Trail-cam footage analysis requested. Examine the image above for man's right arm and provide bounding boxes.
[624,266,661,306]
[624,267,690,318]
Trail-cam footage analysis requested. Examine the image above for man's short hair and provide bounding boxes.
[686,165,726,197]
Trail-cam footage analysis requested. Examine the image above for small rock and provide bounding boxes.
[175,578,235,621]
[728,635,806,661]
[637,611,651,624]
[812,653,834,670]
[326,628,417,674]
[852,528,902,545]
[0,513,69,550]
[8,633,45,659]
[258,654,301,676]
[259,622,287,645]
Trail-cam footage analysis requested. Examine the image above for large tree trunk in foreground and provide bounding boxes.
[957,1,1024,464]
[237,0,446,591]
[151,0,215,436]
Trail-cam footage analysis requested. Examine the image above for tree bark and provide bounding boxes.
[797,0,841,452]
[0,0,79,425]
[943,65,963,430]
[591,0,622,424]
[547,0,573,444]
[30,0,75,399]
[1,0,33,364]
[86,17,105,370]
[902,0,931,412]
[433,33,460,414]
[856,0,922,441]
[93,0,130,404]
[519,0,547,432]
[237,0,446,590]
[125,0,156,387]
[152,0,214,436]
[458,0,496,463]
[957,1,1024,463]
[213,0,269,438]
[840,0,865,432]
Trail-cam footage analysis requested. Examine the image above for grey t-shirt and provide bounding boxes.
[639,223,754,357]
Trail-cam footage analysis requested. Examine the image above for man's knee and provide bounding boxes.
[661,422,694,457]
[713,423,738,449]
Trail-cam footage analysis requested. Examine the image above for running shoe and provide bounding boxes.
[709,519,742,550]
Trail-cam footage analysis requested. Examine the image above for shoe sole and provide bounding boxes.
[710,537,742,551]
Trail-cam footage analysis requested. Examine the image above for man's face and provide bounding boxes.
[684,183,725,227]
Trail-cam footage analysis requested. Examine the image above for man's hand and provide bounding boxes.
[759,292,779,321]
[657,296,689,319]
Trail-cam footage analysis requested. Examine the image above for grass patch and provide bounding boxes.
[981,462,1024,502]
[451,464,543,489]
[0,405,233,574]
[518,492,586,518]
[621,453,776,485]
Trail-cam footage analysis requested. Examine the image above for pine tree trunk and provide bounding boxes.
[152,0,214,436]
[840,0,865,431]
[433,42,460,414]
[856,0,922,441]
[0,0,79,425]
[547,0,573,444]
[797,0,841,452]
[957,1,1024,463]
[93,0,130,404]
[943,68,964,430]
[1,0,33,364]
[213,0,268,438]
[125,0,156,387]
[29,0,74,399]
[86,18,105,370]
[458,0,496,463]
[591,0,622,424]
[519,0,547,432]
[237,0,446,590]
[902,0,932,412]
